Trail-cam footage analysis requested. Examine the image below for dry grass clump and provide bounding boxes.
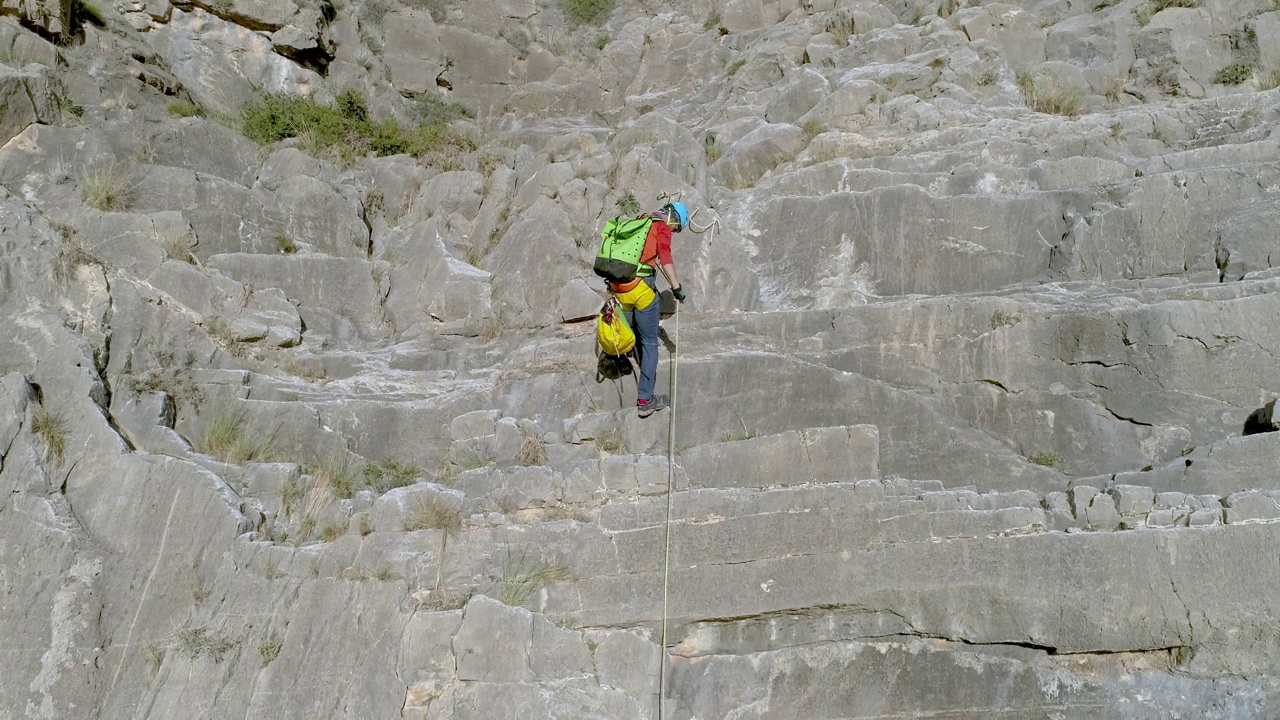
[494,544,567,607]
[362,458,423,493]
[171,624,239,663]
[198,407,277,463]
[32,404,70,465]
[514,432,547,466]
[158,233,198,264]
[80,162,135,211]
[405,493,463,534]
[50,223,101,286]
[1016,70,1081,116]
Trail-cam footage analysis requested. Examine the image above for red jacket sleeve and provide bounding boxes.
[644,221,674,267]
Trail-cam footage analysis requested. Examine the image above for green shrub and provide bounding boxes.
[239,91,473,166]
[1215,63,1253,85]
[1028,450,1067,472]
[616,191,641,216]
[1137,0,1197,26]
[362,458,423,493]
[167,100,201,118]
[560,0,615,26]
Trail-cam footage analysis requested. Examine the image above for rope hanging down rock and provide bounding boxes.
[657,216,713,719]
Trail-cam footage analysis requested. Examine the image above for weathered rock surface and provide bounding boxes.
[6,0,1280,717]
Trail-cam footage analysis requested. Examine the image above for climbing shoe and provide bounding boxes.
[637,394,669,418]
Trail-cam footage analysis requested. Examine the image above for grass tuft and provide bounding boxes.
[50,223,101,286]
[559,0,615,25]
[32,404,70,465]
[258,635,283,666]
[167,100,202,118]
[80,162,135,211]
[514,432,547,466]
[404,493,463,534]
[171,624,239,663]
[1028,450,1068,472]
[1016,70,1081,116]
[362,458,423,493]
[198,407,277,464]
[158,233,198,264]
[494,544,567,607]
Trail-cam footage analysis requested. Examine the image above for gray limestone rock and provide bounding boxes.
[0,63,60,145]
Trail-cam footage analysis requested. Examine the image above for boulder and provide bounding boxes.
[0,63,59,145]
[148,8,326,115]
[383,8,447,95]
[0,0,70,36]
[270,175,370,259]
[711,122,807,189]
[131,166,279,258]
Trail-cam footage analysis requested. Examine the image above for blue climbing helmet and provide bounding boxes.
[663,202,690,233]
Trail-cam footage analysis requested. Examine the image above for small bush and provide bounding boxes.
[1028,450,1067,471]
[240,91,473,166]
[616,191,641,216]
[32,404,69,465]
[362,458,422,493]
[726,58,746,76]
[703,10,722,31]
[990,309,1021,329]
[1215,63,1253,86]
[801,118,826,139]
[560,0,615,26]
[167,100,201,118]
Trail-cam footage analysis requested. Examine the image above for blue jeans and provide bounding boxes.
[625,276,660,403]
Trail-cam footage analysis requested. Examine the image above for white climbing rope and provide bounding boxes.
[658,299,678,720]
[657,217,712,719]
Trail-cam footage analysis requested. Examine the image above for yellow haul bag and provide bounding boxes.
[610,277,656,311]
[596,297,635,356]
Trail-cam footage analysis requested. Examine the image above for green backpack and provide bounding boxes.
[593,216,656,283]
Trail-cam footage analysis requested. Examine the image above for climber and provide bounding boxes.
[600,202,688,418]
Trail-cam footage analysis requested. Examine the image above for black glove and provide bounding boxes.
[672,286,687,303]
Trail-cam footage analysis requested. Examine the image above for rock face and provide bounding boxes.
[5,0,1280,717]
